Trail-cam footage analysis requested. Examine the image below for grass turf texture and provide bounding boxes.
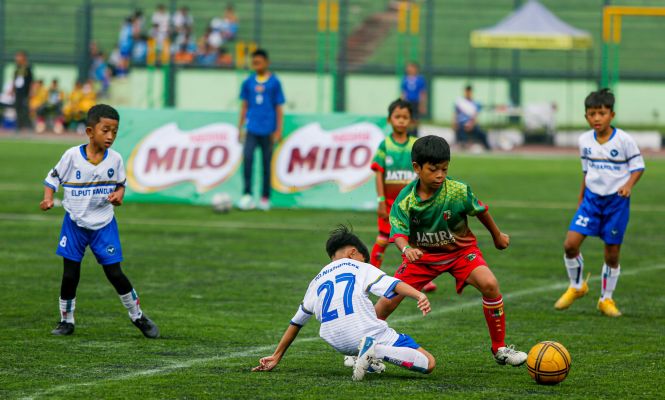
[1,139,664,399]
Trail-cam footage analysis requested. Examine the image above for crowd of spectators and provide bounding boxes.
[113,3,238,70]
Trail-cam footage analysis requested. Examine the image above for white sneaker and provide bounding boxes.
[344,355,385,373]
[238,194,255,211]
[353,336,376,381]
[494,345,527,366]
[257,197,271,211]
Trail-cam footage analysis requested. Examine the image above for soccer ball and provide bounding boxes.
[211,193,233,213]
[527,341,571,385]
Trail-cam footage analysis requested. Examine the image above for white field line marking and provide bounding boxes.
[21,263,665,399]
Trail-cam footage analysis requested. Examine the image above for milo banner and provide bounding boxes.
[115,108,390,210]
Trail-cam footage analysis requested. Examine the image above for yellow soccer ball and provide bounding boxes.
[527,341,571,385]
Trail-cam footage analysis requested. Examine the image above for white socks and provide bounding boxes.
[601,264,620,300]
[119,289,143,321]
[374,345,430,373]
[564,254,584,289]
[59,297,76,323]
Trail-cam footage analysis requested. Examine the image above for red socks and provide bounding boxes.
[370,236,388,268]
[482,295,506,354]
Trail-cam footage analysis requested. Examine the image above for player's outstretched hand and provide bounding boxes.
[494,232,510,250]
[417,294,431,316]
[252,356,280,372]
[108,191,123,206]
[404,247,424,262]
[40,199,54,211]
[617,185,632,198]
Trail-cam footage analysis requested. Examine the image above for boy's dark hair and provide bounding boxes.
[251,49,269,60]
[325,225,370,263]
[412,135,450,166]
[388,98,413,118]
[585,88,615,111]
[86,104,120,127]
[465,84,473,91]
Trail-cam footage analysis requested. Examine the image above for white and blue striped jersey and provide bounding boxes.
[579,128,645,196]
[44,145,126,230]
[290,258,402,355]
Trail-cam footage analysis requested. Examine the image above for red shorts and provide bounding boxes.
[394,246,488,294]
[377,200,395,236]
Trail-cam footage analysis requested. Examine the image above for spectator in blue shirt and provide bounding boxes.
[453,85,490,150]
[237,49,285,211]
[400,62,427,137]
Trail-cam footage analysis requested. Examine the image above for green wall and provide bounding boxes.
[5,64,665,128]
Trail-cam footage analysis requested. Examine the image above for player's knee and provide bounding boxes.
[479,276,500,298]
[375,235,389,247]
[425,354,436,374]
[563,241,579,258]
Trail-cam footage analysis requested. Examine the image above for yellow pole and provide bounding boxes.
[397,1,408,34]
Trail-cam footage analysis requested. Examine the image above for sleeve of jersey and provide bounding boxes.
[238,79,248,101]
[389,198,410,241]
[625,137,645,173]
[465,185,489,216]
[370,141,386,173]
[43,152,71,192]
[579,140,588,173]
[116,157,127,187]
[275,80,286,105]
[290,288,314,327]
[364,265,402,299]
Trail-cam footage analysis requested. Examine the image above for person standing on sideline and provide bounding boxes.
[13,50,33,130]
[400,62,427,137]
[237,49,285,211]
[453,85,491,151]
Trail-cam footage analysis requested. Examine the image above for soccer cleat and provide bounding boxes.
[257,197,271,211]
[238,194,255,211]
[422,281,438,293]
[597,298,622,317]
[554,273,590,310]
[344,355,385,374]
[51,321,75,336]
[132,314,160,338]
[494,345,527,366]
[353,336,376,381]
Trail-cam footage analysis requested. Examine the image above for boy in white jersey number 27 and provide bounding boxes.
[41,104,159,338]
[555,89,645,317]
[253,225,435,381]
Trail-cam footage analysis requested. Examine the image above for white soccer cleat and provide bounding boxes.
[494,345,527,367]
[238,194,255,211]
[257,198,271,211]
[353,336,376,381]
[344,355,385,374]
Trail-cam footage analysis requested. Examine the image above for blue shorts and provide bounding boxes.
[393,333,421,349]
[568,189,630,245]
[56,213,123,265]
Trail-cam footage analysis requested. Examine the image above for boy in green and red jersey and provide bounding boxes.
[370,100,437,292]
[374,135,527,366]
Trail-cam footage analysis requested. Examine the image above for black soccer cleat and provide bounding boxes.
[132,314,160,338]
[51,321,75,336]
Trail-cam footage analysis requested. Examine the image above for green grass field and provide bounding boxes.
[1,139,664,399]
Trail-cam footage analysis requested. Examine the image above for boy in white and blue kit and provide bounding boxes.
[41,104,159,337]
[252,226,435,381]
[555,89,645,317]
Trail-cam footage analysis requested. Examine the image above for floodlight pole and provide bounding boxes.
[0,0,5,91]
[423,0,435,119]
[334,0,348,112]
[509,0,522,121]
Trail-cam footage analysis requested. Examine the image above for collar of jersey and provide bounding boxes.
[412,178,445,203]
[79,144,108,165]
[254,73,271,84]
[388,133,411,147]
[593,126,616,144]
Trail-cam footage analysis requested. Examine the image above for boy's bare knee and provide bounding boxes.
[563,241,579,258]
[480,276,500,298]
[426,355,436,374]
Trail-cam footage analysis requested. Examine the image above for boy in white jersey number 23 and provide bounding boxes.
[555,89,645,317]
[41,104,159,338]
[253,226,435,381]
